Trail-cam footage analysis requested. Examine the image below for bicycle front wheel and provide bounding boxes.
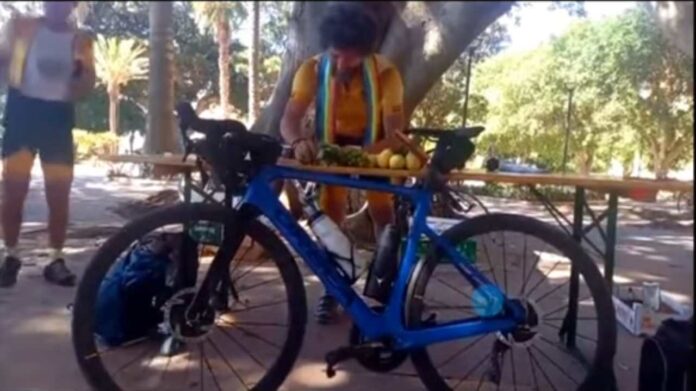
[407,213,616,391]
[72,203,307,391]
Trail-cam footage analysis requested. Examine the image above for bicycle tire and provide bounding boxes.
[72,203,307,391]
[407,213,617,391]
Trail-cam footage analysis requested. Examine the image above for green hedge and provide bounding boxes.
[73,129,119,161]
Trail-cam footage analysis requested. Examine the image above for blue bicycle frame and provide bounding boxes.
[240,164,526,350]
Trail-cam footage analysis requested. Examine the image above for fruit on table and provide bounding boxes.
[377,148,394,168]
[368,154,378,168]
[389,154,406,169]
[406,152,421,170]
[318,143,371,167]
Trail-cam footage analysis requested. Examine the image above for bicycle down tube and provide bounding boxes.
[241,164,524,350]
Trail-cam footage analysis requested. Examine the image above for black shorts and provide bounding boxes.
[2,88,75,165]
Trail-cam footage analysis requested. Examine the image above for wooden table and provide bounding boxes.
[102,153,693,348]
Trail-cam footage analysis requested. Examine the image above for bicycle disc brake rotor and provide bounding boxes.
[163,288,216,343]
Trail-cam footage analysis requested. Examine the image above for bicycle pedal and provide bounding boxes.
[324,345,365,378]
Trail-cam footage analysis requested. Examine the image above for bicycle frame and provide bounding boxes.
[240,165,526,350]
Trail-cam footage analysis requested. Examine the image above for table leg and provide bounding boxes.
[184,169,192,204]
[564,187,585,348]
[604,193,619,289]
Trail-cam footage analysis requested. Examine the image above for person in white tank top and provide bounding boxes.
[0,1,96,288]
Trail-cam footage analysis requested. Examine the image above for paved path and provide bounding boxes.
[0,163,692,390]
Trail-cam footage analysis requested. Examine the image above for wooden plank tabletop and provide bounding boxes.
[101,154,693,193]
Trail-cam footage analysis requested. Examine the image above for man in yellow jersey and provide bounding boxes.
[0,2,95,287]
[280,4,415,324]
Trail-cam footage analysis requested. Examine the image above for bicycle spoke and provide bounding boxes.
[543,322,597,344]
[518,235,528,297]
[502,232,508,294]
[519,250,543,297]
[199,343,205,391]
[237,276,282,294]
[231,256,270,285]
[526,259,565,297]
[224,322,283,351]
[542,295,592,319]
[510,347,517,391]
[215,325,267,369]
[433,275,473,302]
[527,348,553,391]
[206,338,250,390]
[544,316,596,321]
[531,344,580,385]
[228,299,287,314]
[221,320,288,328]
[480,238,500,287]
[452,350,494,391]
[534,277,571,303]
[228,244,255,278]
[85,336,150,360]
[112,342,158,379]
[436,334,488,369]
[425,296,475,314]
[201,340,224,391]
[538,335,591,371]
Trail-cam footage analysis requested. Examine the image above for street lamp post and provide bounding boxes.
[561,88,574,174]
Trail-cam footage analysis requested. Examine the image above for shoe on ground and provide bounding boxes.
[0,256,21,288]
[315,294,339,325]
[43,258,77,287]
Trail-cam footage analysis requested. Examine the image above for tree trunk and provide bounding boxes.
[217,16,231,117]
[251,1,512,134]
[108,86,120,135]
[146,2,178,154]
[248,1,261,125]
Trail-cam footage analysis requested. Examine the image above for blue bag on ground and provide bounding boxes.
[95,233,182,346]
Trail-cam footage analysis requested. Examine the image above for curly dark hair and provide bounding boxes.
[319,3,378,55]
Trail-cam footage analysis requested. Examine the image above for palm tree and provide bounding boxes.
[248,1,260,125]
[192,2,246,118]
[147,2,177,154]
[94,35,148,135]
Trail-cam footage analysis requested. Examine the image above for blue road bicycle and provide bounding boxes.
[72,104,616,390]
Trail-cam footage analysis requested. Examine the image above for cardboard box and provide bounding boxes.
[613,285,692,336]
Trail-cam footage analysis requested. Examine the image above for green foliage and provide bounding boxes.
[470,6,693,177]
[94,35,148,93]
[73,129,120,160]
[191,1,247,36]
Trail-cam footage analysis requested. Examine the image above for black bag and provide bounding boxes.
[638,317,693,391]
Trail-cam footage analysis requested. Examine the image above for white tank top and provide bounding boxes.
[20,25,75,102]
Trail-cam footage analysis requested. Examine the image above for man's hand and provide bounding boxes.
[292,138,318,164]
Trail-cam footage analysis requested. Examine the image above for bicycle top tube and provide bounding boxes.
[257,163,432,201]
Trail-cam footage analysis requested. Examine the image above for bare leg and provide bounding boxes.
[41,163,73,250]
[366,191,394,241]
[2,150,34,248]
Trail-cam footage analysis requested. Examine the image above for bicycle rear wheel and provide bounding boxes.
[407,213,616,391]
[72,203,307,391]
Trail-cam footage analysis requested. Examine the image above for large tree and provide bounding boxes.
[192,2,247,117]
[251,1,513,135]
[93,35,148,135]
[473,6,693,178]
[146,2,178,153]
[247,1,261,125]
